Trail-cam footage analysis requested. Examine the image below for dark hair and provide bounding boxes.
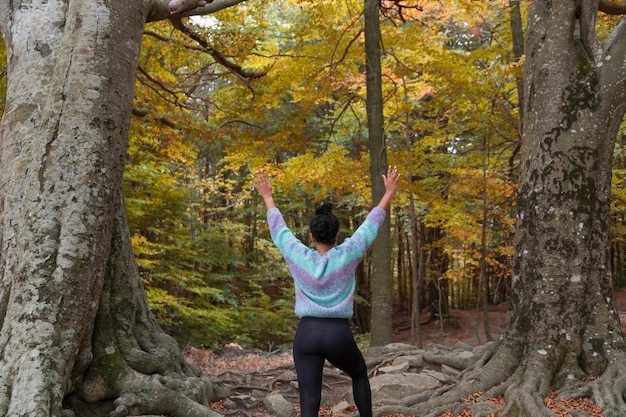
[309,202,339,245]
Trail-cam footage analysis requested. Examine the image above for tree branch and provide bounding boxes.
[599,0,626,15]
[602,10,626,78]
[147,0,246,23]
[137,65,185,106]
[169,18,267,81]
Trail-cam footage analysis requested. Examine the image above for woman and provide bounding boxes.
[253,166,400,417]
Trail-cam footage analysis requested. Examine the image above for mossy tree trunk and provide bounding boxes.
[374,2,626,416]
[497,2,626,414]
[0,0,242,416]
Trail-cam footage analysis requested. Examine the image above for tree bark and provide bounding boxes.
[479,136,493,342]
[0,0,238,416]
[364,0,393,346]
[374,2,626,416]
[493,4,626,415]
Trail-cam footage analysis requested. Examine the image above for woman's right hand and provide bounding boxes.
[377,166,400,212]
[383,165,400,195]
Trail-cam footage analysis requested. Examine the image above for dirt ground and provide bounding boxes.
[392,303,508,348]
[395,287,626,348]
[194,288,626,416]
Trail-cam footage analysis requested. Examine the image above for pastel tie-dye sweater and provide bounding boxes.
[266,207,387,318]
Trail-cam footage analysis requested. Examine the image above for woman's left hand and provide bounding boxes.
[252,172,272,197]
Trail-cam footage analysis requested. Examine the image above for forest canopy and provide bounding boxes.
[2,0,625,351]
[123,0,626,350]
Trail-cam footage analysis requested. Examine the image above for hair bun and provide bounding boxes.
[315,202,333,216]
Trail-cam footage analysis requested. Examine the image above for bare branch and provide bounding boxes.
[380,0,424,24]
[137,65,184,106]
[217,118,263,131]
[142,30,173,43]
[169,18,268,81]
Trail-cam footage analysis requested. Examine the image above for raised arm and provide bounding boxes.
[376,165,400,212]
[252,172,277,211]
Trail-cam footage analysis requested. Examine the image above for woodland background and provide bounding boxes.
[2,0,626,352]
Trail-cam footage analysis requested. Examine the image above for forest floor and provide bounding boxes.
[188,289,626,417]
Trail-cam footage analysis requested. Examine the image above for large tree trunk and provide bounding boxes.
[0,1,139,414]
[374,2,626,416]
[0,0,236,416]
[72,194,227,417]
[494,3,626,414]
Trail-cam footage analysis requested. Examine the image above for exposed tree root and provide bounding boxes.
[65,199,230,417]
[498,360,554,417]
[565,351,626,417]
[372,341,508,417]
[371,340,626,417]
[108,372,224,417]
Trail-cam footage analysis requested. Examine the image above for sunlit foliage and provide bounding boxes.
[122,0,522,349]
[1,1,621,350]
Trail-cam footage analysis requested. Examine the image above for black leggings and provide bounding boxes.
[293,317,372,417]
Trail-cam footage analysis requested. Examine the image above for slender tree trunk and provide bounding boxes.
[418,223,426,313]
[507,0,524,179]
[480,137,493,342]
[409,199,422,347]
[364,0,392,346]
[403,75,422,347]
[509,0,524,123]
[613,133,626,288]
[395,213,404,309]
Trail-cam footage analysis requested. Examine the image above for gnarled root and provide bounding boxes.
[567,351,626,417]
[498,360,554,417]
[108,373,225,417]
[66,197,230,417]
[373,342,597,417]
[374,341,626,417]
[373,341,511,417]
